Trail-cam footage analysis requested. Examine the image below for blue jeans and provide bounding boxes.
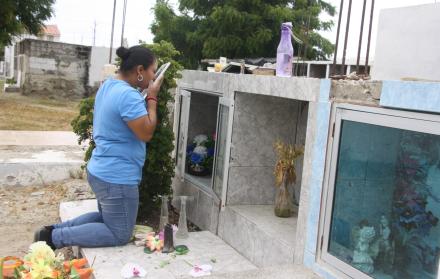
[52,171,139,248]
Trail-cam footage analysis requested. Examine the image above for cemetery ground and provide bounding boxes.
[0,90,85,258]
[0,92,79,131]
[0,178,94,258]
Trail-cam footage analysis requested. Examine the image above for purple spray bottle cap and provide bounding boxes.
[281,22,292,30]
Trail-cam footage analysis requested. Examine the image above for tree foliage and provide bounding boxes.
[151,0,336,68]
[0,0,55,46]
[71,41,183,220]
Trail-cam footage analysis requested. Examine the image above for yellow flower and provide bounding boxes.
[29,259,55,279]
[24,242,56,265]
[23,241,64,278]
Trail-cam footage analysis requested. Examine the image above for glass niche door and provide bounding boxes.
[212,96,234,210]
[175,89,191,179]
[321,105,440,279]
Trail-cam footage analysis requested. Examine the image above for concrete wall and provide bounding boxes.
[3,34,36,79]
[372,3,440,81]
[3,45,14,78]
[19,39,91,99]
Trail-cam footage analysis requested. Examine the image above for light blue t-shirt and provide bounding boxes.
[87,78,148,185]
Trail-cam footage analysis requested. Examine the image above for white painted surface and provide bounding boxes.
[372,3,440,81]
[88,46,117,86]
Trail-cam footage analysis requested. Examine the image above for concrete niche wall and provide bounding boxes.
[227,92,308,205]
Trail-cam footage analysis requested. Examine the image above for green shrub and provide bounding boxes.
[6,78,16,85]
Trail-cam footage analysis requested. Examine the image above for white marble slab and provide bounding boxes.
[59,200,257,279]
[81,231,257,279]
[59,199,99,222]
[178,70,321,102]
[206,264,321,279]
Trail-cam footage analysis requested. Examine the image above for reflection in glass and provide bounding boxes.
[329,120,440,279]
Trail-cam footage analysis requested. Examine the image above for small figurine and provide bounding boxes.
[376,215,394,273]
[352,226,376,274]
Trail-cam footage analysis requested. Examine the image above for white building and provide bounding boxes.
[372,3,440,81]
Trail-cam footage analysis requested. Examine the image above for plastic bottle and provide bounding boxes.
[276,22,294,77]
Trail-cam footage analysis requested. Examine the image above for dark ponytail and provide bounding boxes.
[116,45,156,73]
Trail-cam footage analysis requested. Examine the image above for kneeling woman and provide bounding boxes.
[34,45,163,248]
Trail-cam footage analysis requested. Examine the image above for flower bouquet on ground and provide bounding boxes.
[0,242,93,279]
[186,134,215,177]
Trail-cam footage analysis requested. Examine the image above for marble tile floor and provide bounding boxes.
[60,200,257,278]
[81,231,257,279]
[59,200,319,279]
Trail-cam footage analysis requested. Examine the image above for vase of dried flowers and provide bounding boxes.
[273,140,304,218]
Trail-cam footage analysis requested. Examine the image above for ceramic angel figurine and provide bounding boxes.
[377,215,394,272]
[352,226,376,274]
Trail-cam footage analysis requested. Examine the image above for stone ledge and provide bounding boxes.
[59,199,98,222]
[0,162,83,187]
[218,205,298,268]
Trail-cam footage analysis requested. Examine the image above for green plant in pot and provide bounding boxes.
[273,140,304,218]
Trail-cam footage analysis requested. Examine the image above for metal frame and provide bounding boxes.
[183,173,220,204]
[175,88,235,209]
[172,89,182,164]
[179,87,223,98]
[318,103,440,279]
[177,89,191,180]
[214,95,235,210]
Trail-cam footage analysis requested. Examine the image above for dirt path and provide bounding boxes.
[0,179,94,257]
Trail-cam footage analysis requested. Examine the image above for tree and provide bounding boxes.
[0,0,55,46]
[71,41,183,220]
[151,0,336,68]
[151,1,203,69]
[137,41,183,215]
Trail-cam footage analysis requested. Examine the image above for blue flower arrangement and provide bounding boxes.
[186,134,216,176]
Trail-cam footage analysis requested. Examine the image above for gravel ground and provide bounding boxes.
[0,178,94,258]
[0,178,199,258]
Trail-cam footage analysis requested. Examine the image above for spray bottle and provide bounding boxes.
[276,22,294,77]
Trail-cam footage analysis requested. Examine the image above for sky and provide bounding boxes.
[47,0,438,60]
